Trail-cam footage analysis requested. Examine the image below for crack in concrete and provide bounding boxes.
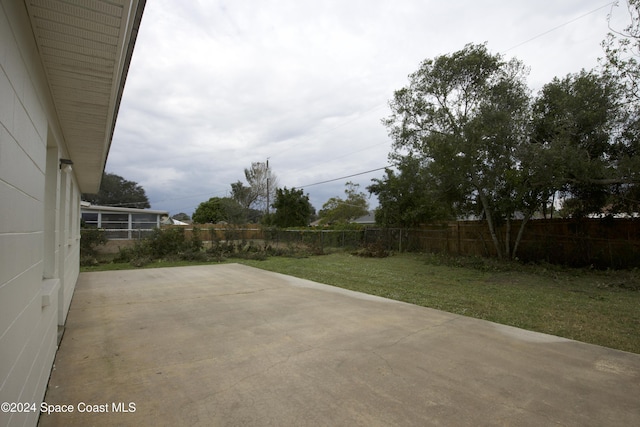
[213,287,281,297]
[210,349,310,397]
[377,316,461,350]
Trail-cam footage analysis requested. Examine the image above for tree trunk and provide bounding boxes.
[478,192,503,259]
[505,217,511,259]
[512,213,531,260]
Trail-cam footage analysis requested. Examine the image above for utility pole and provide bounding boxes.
[266,158,270,215]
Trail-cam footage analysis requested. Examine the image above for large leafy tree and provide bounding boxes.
[384,43,541,259]
[532,70,626,217]
[318,182,369,225]
[82,172,150,208]
[270,187,314,227]
[368,155,456,227]
[192,197,245,224]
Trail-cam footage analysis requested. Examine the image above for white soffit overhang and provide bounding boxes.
[24,0,145,193]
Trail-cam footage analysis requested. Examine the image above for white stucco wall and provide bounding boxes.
[0,2,80,426]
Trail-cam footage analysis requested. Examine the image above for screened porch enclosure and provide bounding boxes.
[81,204,169,239]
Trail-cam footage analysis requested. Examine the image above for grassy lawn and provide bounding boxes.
[83,252,640,354]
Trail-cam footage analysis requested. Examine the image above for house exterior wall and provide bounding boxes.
[0,2,80,426]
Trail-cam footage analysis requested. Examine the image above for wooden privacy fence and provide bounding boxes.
[160,219,640,268]
[360,219,640,268]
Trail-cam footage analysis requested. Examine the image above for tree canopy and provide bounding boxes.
[368,155,456,227]
[172,213,191,222]
[270,187,314,227]
[383,44,536,259]
[82,172,150,208]
[531,70,630,217]
[318,182,369,224]
[192,197,245,224]
[378,40,640,259]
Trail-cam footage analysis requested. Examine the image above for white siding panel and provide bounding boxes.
[0,262,41,342]
[0,6,8,65]
[0,232,42,295]
[0,179,42,235]
[23,73,48,144]
[12,100,46,178]
[0,128,45,204]
[0,279,57,427]
[0,5,56,426]
[1,17,25,103]
[0,68,14,131]
[0,264,42,383]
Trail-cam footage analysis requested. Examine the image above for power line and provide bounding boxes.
[93,166,391,212]
[296,166,391,189]
[503,1,615,53]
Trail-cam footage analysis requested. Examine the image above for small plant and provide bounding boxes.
[80,227,107,266]
[113,240,150,266]
[191,227,203,251]
[352,241,390,258]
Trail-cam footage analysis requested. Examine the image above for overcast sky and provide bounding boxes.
[107,0,628,217]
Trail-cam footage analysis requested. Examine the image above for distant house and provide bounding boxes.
[351,211,377,226]
[81,203,169,239]
[0,2,145,426]
[164,216,191,225]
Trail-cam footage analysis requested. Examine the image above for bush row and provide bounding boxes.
[80,226,390,268]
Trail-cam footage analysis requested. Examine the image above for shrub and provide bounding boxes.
[352,241,390,258]
[80,228,107,266]
[147,228,186,257]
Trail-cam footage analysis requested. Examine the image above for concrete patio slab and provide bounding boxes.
[39,264,640,426]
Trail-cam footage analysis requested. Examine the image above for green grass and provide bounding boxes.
[82,252,640,354]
